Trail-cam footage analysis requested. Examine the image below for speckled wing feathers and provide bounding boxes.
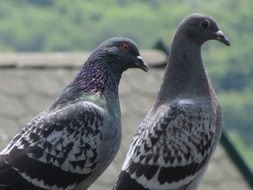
[0,101,105,190]
[121,100,215,190]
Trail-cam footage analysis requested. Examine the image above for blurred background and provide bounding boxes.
[0,0,252,189]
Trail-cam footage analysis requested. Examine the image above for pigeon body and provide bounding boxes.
[0,37,148,190]
[113,13,230,190]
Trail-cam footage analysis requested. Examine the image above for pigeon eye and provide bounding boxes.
[121,42,130,51]
[199,19,210,28]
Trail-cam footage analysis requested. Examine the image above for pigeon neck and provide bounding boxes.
[52,60,122,109]
[156,35,211,106]
[74,62,121,97]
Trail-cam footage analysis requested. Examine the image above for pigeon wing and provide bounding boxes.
[121,100,216,190]
[0,101,106,190]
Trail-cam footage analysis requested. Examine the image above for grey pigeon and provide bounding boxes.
[0,37,148,190]
[113,13,230,190]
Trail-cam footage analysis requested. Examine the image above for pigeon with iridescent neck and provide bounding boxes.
[113,13,229,190]
[0,37,148,190]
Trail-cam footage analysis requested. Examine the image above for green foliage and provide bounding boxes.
[0,0,246,51]
[220,90,253,147]
[229,131,253,171]
[0,0,253,170]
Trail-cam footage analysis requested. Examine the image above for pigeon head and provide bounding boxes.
[59,37,148,102]
[178,13,230,46]
[95,37,149,72]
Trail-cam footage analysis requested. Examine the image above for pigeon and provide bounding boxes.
[0,37,149,190]
[113,13,230,190]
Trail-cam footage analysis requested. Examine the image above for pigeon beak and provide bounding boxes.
[135,56,149,72]
[214,30,230,46]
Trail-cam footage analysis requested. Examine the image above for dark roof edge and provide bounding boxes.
[221,130,253,189]
[0,50,167,69]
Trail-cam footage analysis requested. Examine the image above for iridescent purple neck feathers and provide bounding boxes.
[52,53,122,108]
[72,57,122,97]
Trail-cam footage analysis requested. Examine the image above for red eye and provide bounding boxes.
[121,42,130,51]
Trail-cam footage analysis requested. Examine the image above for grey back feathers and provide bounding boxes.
[114,13,229,190]
[0,37,148,190]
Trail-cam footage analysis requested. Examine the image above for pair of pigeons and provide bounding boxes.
[0,13,230,190]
